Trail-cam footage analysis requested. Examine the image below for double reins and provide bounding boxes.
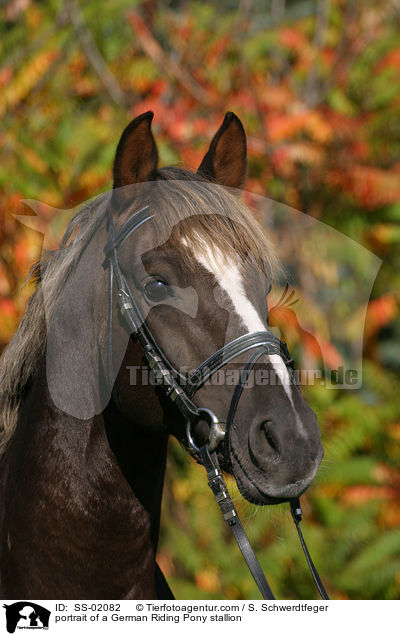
[104,203,330,601]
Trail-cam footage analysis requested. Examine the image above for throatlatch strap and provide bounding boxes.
[198,444,275,601]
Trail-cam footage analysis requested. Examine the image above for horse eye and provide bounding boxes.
[144,280,169,302]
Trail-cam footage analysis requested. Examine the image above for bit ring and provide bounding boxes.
[186,407,226,453]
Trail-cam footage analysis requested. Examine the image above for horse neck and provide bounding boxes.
[103,397,168,552]
[104,335,170,551]
[17,352,168,543]
[1,352,169,598]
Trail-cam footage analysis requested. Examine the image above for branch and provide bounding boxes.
[66,0,129,107]
[304,0,331,107]
[271,0,286,25]
[128,10,212,105]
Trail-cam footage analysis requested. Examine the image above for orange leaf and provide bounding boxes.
[278,28,308,52]
[365,295,398,339]
[375,48,400,72]
[0,298,16,317]
[342,486,395,504]
[328,166,400,208]
[195,567,220,593]
[314,336,344,369]
[267,112,309,142]
[0,65,13,89]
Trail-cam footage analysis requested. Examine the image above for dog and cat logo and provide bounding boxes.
[2,602,50,633]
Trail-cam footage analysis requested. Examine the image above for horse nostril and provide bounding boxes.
[248,419,282,469]
[261,420,281,460]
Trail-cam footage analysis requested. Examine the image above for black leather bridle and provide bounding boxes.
[104,203,330,601]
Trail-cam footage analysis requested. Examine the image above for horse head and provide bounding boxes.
[104,111,323,505]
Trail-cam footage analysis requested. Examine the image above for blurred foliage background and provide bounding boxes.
[1,0,400,599]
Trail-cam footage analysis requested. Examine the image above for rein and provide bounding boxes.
[104,203,330,601]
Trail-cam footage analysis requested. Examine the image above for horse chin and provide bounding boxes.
[228,440,322,506]
[229,448,289,505]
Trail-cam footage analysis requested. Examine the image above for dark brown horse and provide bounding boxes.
[0,112,323,599]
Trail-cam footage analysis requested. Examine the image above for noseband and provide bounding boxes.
[104,203,329,601]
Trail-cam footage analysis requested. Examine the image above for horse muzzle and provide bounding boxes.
[228,408,324,504]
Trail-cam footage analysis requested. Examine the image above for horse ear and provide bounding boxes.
[113,111,158,188]
[197,112,247,189]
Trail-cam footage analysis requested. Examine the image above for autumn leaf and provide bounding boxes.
[365,295,398,339]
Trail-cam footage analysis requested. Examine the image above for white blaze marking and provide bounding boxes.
[193,241,266,333]
[182,237,296,408]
